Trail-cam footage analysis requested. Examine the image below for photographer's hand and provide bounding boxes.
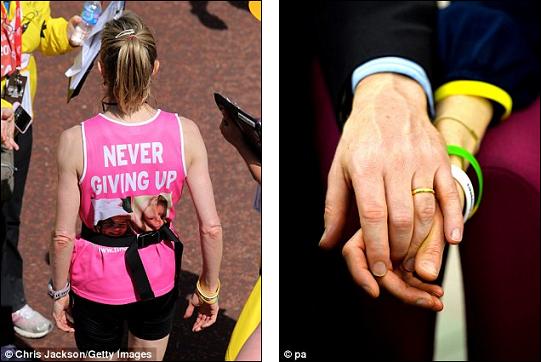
[220,115,261,184]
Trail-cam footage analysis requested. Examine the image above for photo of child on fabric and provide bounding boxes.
[92,194,171,235]
[92,197,133,236]
[97,216,132,237]
[131,193,172,232]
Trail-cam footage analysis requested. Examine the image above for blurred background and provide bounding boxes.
[14,1,260,360]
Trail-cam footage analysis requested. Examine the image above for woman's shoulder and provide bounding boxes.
[166,112,201,138]
[59,125,82,148]
[58,125,83,170]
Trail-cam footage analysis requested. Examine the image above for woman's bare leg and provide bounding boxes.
[127,333,169,361]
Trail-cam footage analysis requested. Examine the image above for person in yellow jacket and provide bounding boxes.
[1,1,81,339]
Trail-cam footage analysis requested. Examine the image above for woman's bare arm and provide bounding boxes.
[182,117,223,293]
[50,126,83,290]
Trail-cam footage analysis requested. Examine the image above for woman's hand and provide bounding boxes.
[52,295,74,333]
[183,293,219,332]
[342,204,449,311]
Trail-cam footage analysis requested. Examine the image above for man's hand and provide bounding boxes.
[1,107,19,150]
[320,73,463,278]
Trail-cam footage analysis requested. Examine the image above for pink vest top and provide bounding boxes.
[71,109,187,304]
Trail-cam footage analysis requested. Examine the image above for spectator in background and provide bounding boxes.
[220,110,261,361]
[1,1,81,339]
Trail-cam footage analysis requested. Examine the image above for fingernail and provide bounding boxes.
[372,262,387,277]
[404,258,415,271]
[420,260,437,277]
[451,228,462,242]
[416,299,430,307]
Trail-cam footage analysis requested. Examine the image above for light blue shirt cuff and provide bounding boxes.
[351,56,435,117]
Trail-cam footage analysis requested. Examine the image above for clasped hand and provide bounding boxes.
[319,73,465,311]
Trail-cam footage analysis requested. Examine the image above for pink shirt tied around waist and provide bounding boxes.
[72,109,187,304]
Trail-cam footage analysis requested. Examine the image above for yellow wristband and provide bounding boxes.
[435,80,512,120]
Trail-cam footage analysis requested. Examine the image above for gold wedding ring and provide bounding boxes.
[412,188,435,196]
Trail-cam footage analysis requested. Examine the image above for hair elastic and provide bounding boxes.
[115,28,136,39]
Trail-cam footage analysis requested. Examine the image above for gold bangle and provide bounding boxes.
[197,294,218,305]
[434,116,480,143]
[196,278,220,299]
[197,293,218,303]
[412,188,435,196]
[195,285,219,305]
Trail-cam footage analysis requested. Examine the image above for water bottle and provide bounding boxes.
[70,1,102,46]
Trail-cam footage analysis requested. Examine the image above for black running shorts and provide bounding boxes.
[71,288,177,352]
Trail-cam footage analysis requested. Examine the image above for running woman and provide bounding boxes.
[49,11,222,360]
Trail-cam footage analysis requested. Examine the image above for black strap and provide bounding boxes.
[81,223,183,301]
[125,241,155,300]
[80,224,136,247]
[162,226,184,293]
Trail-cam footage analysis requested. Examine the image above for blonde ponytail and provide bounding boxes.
[100,11,157,115]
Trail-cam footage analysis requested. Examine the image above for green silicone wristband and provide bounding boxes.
[447,145,484,217]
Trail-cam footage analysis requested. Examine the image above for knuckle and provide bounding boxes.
[350,154,380,176]
[324,203,337,219]
[416,201,436,224]
[438,187,460,203]
[360,207,387,224]
[389,213,413,231]
[342,242,354,258]
[365,242,387,258]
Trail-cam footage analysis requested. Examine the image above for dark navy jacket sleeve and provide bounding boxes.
[316,1,438,125]
[437,1,540,112]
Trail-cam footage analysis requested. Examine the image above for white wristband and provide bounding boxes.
[48,279,70,300]
[451,164,475,222]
